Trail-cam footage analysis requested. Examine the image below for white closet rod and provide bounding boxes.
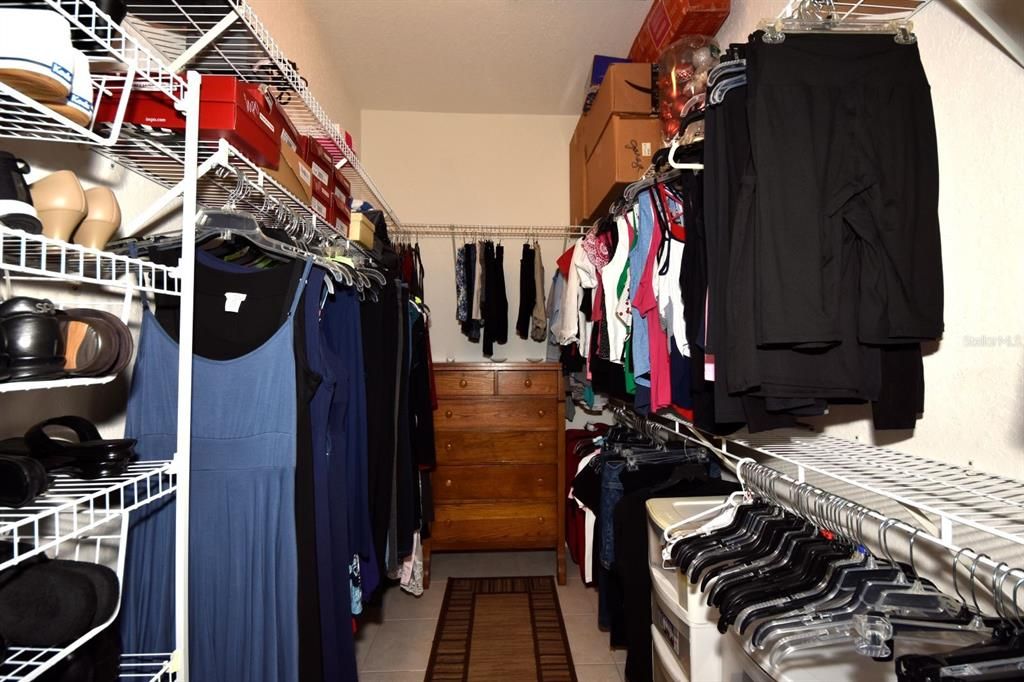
[396,223,589,239]
[609,403,1019,596]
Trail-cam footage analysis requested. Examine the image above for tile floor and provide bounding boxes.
[356,550,627,681]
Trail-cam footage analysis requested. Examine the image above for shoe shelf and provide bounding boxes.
[122,0,402,229]
[0,459,175,573]
[0,524,171,681]
[0,224,181,295]
[0,0,184,147]
[1,649,173,682]
[0,375,120,394]
[118,653,174,681]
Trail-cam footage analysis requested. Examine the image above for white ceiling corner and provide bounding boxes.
[304,0,652,115]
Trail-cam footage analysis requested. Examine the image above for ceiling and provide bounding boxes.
[304,0,652,115]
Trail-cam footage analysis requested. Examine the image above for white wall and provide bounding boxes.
[249,0,364,146]
[714,1,1024,477]
[361,110,579,362]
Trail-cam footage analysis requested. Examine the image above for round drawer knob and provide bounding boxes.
[537,478,544,485]
[445,479,452,487]
[444,519,452,527]
[537,409,545,418]
[524,378,532,388]
[538,442,545,449]
[459,379,468,388]
[538,516,545,523]
[445,441,453,451]
[445,410,453,418]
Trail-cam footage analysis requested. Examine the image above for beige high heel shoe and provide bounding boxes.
[73,187,121,249]
[29,170,87,241]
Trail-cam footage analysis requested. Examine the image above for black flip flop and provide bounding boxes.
[0,416,135,479]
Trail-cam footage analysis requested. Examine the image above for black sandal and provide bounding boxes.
[0,416,136,480]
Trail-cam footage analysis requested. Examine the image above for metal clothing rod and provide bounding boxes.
[610,401,1022,607]
[735,459,1024,616]
[397,223,589,239]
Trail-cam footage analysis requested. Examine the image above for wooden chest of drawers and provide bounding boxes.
[426,362,566,586]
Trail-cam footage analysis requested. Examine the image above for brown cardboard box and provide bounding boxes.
[348,212,375,249]
[579,63,654,161]
[569,117,587,226]
[584,115,662,219]
[265,142,312,204]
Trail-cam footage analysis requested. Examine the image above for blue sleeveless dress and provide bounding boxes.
[121,259,312,682]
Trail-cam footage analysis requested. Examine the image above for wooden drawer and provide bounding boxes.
[436,398,557,431]
[435,370,494,397]
[435,430,558,464]
[497,370,559,397]
[434,464,556,502]
[432,501,557,549]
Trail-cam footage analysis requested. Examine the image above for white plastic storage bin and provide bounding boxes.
[647,496,731,682]
[646,497,730,625]
[651,566,725,682]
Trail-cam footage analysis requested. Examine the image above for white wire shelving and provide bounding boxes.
[0,462,175,681]
[2,648,173,682]
[121,139,380,266]
[647,407,1024,565]
[119,654,174,681]
[0,0,184,146]
[0,225,181,295]
[726,431,1024,548]
[0,460,175,572]
[121,0,401,229]
[0,375,118,394]
[199,141,336,236]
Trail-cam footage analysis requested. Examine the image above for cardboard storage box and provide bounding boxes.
[347,212,375,249]
[569,117,587,226]
[268,142,312,204]
[583,54,631,112]
[579,62,655,161]
[629,0,731,62]
[584,115,662,219]
[96,76,283,169]
[262,100,312,204]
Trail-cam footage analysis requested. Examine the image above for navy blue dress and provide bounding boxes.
[121,260,312,681]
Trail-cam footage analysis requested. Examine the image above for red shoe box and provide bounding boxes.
[300,135,334,206]
[95,76,283,169]
[332,195,351,233]
[628,0,731,62]
[333,165,351,205]
[310,190,330,224]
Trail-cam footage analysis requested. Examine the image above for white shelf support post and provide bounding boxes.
[173,69,202,682]
[169,11,240,73]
